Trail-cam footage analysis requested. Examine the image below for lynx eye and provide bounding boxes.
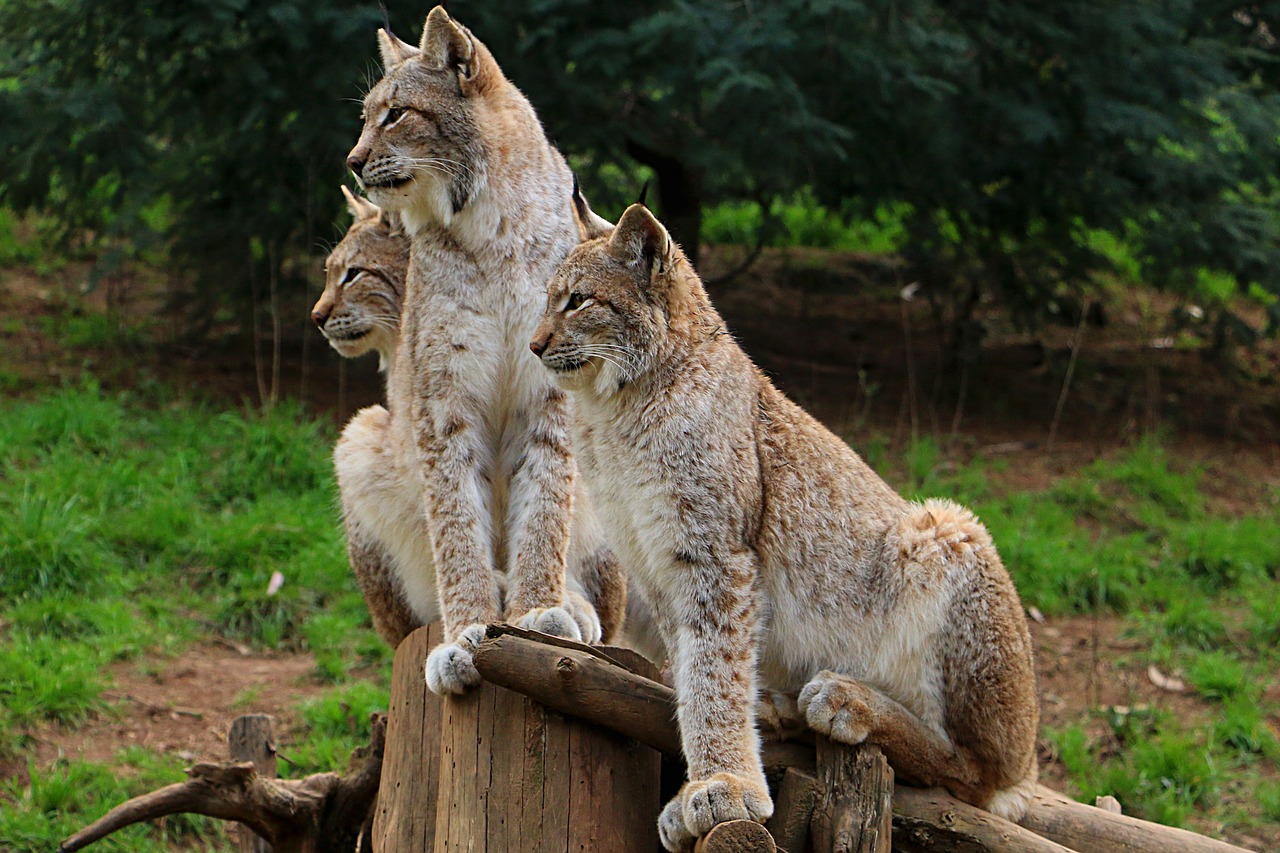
[382,107,406,127]
[565,292,588,311]
[340,268,366,287]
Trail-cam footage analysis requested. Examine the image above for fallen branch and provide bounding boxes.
[58,713,386,853]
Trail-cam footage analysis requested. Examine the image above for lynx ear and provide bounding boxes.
[608,204,673,276]
[377,28,420,71]
[571,177,614,242]
[342,185,382,222]
[421,6,475,76]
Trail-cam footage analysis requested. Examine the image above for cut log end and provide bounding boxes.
[694,819,778,853]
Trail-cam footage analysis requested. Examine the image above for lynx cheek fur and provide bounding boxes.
[532,202,1040,850]
[317,187,627,650]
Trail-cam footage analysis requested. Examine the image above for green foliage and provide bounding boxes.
[1048,718,1223,827]
[0,0,384,319]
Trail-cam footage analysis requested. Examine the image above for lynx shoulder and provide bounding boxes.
[532,200,1039,850]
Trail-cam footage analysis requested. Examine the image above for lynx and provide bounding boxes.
[313,187,628,649]
[345,7,602,692]
[531,201,1040,850]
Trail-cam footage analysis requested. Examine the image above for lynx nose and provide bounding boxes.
[530,336,549,357]
[311,306,331,327]
[346,153,366,176]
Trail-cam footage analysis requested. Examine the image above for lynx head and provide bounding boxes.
[531,197,697,397]
[346,6,503,227]
[312,186,410,370]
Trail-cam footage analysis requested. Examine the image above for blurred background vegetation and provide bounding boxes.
[1,0,1278,349]
[1,2,1279,850]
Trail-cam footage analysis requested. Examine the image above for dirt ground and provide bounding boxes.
[3,247,1279,847]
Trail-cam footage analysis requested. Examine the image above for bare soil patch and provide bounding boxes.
[5,645,328,786]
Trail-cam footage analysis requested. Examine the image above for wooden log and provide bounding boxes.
[471,628,1253,853]
[1019,785,1252,853]
[764,767,821,853]
[695,819,778,853]
[228,714,276,853]
[373,623,443,852]
[811,738,893,853]
[471,625,814,778]
[893,787,1077,853]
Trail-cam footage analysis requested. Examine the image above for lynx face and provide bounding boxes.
[532,204,681,395]
[313,188,409,365]
[346,9,492,223]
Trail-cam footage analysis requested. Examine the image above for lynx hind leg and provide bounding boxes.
[344,522,422,648]
[335,404,423,647]
[894,498,1041,818]
[425,623,487,695]
[567,545,627,644]
[756,690,806,740]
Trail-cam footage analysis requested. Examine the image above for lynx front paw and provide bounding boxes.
[657,772,773,852]
[515,606,584,642]
[797,670,875,745]
[424,623,487,695]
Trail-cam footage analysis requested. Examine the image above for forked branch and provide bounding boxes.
[58,713,386,853]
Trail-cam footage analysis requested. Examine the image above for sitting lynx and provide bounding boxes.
[346,7,600,693]
[531,201,1040,850]
[313,186,627,648]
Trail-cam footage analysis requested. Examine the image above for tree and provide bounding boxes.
[457,0,1280,338]
[0,0,382,327]
[2,1,1277,344]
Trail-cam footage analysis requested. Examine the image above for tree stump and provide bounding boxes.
[228,714,276,853]
[373,623,443,851]
[375,624,663,852]
[811,738,893,853]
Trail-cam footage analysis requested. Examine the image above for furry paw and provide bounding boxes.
[564,589,604,644]
[424,623,487,695]
[657,772,773,852]
[515,606,584,642]
[756,690,806,740]
[798,670,875,745]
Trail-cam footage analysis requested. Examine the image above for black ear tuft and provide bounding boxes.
[636,180,650,208]
[380,2,392,34]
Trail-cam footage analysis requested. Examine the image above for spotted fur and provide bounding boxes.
[532,202,1040,850]
[317,187,628,649]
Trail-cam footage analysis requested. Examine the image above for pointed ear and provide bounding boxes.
[342,185,382,222]
[608,205,673,275]
[571,177,614,242]
[420,6,475,75]
[377,28,420,71]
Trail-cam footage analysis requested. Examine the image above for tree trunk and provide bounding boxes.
[626,139,704,265]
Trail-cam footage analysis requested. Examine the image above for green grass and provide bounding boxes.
[0,385,389,850]
[1,385,1276,846]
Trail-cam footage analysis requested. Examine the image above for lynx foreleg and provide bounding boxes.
[503,388,580,640]
[415,398,502,695]
[658,550,773,852]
